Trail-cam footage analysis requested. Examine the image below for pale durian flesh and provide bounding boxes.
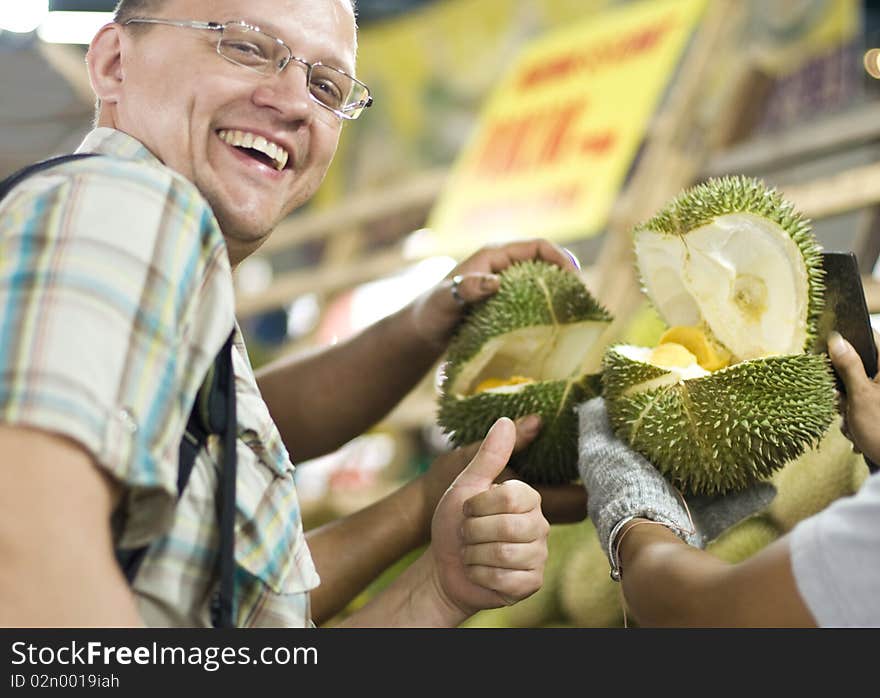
[635,212,811,360]
[602,177,836,495]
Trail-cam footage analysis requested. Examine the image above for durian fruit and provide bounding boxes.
[438,260,612,484]
[603,176,837,496]
[705,515,780,564]
[767,417,864,532]
[457,605,512,628]
[852,459,871,493]
[558,521,624,628]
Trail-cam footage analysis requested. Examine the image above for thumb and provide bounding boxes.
[829,332,872,394]
[454,417,517,489]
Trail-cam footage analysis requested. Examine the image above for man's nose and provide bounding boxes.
[251,62,314,121]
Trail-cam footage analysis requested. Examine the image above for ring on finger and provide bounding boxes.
[451,274,466,307]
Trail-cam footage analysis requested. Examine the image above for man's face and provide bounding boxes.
[112,0,357,263]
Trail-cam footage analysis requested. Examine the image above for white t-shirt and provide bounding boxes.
[790,469,880,627]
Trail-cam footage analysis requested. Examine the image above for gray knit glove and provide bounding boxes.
[577,397,776,578]
[577,397,700,578]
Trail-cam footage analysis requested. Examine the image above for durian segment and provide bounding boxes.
[635,176,824,358]
[439,373,602,484]
[612,344,709,387]
[706,516,780,564]
[767,417,863,532]
[443,260,612,397]
[450,323,606,397]
[658,326,731,371]
[439,260,613,485]
[603,347,837,495]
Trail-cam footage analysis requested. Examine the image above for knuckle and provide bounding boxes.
[495,541,516,565]
[487,566,507,588]
[495,482,520,510]
[500,515,523,540]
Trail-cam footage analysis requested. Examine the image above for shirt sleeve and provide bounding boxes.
[0,158,235,548]
[789,470,880,627]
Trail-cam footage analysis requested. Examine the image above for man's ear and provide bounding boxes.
[86,23,125,106]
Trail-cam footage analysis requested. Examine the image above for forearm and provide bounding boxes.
[0,546,143,627]
[334,551,466,628]
[617,521,816,627]
[257,304,442,460]
[307,477,433,625]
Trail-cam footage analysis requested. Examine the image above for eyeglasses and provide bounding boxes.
[122,18,373,120]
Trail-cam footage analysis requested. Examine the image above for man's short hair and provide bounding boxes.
[114,0,357,24]
[113,0,165,25]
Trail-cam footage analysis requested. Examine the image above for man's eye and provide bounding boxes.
[311,79,344,107]
[224,41,267,60]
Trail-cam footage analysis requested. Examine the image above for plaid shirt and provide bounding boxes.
[0,128,320,627]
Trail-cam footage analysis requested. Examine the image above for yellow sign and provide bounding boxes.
[423,0,707,259]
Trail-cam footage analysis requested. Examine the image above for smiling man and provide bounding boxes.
[0,0,585,628]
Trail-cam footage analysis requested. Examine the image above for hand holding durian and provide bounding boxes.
[410,238,579,349]
[828,329,880,464]
[576,176,877,627]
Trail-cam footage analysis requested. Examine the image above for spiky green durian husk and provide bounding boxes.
[603,348,837,495]
[438,373,602,484]
[441,260,611,391]
[635,175,825,351]
[767,418,863,532]
[705,516,780,564]
[558,521,624,628]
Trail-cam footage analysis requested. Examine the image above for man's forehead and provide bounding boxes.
[166,0,357,67]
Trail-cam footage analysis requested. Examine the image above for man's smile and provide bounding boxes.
[217,128,290,171]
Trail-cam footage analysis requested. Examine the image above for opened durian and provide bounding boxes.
[603,176,837,495]
[438,260,612,484]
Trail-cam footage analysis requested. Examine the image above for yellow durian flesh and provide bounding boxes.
[473,375,536,394]
[648,342,698,369]
[657,326,731,371]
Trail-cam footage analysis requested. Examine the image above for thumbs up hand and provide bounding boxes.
[429,418,550,617]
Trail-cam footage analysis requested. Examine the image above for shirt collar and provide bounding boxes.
[76,127,164,167]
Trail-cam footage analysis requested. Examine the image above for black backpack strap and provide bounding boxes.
[0,153,99,200]
[210,331,238,629]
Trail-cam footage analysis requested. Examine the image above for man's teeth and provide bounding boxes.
[218,129,289,171]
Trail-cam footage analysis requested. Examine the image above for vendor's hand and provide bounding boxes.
[421,415,587,531]
[577,398,775,573]
[430,418,549,615]
[410,239,580,348]
[829,330,880,464]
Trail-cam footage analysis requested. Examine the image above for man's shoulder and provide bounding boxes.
[6,150,209,213]
[1,147,224,254]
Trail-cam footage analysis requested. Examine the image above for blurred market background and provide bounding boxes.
[2,0,879,626]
